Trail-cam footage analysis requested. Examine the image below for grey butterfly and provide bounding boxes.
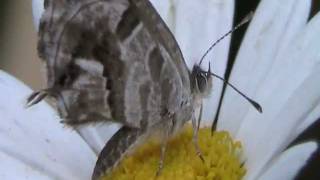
[27,0,261,179]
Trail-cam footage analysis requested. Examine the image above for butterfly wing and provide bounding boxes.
[38,0,192,128]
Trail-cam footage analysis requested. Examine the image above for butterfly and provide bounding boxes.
[27,0,261,179]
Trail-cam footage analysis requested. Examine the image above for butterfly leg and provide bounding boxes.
[192,105,205,162]
[197,103,203,137]
[156,111,175,176]
[156,136,168,177]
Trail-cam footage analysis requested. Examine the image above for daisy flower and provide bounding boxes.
[1,0,319,179]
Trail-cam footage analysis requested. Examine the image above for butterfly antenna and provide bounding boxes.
[206,70,263,113]
[199,11,254,66]
[208,68,262,133]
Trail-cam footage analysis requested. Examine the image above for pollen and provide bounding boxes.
[102,126,246,180]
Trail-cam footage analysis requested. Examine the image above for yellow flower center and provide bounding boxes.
[102,126,245,180]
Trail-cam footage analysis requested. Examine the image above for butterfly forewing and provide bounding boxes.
[38,0,193,129]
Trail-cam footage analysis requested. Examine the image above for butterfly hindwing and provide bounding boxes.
[38,0,192,128]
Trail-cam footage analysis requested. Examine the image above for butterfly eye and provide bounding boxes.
[191,65,211,95]
[196,72,208,93]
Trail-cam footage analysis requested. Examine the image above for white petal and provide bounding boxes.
[173,0,234,125]
[239,64,320,180]
[32,0,44,30]
[237,10,320,179]
[218,0,311,135]
[258,142,318,180]
[0,71,96,180]
[173,0,234,69]
[0,152,51,180]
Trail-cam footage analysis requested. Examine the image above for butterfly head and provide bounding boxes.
[190,64,212,98]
